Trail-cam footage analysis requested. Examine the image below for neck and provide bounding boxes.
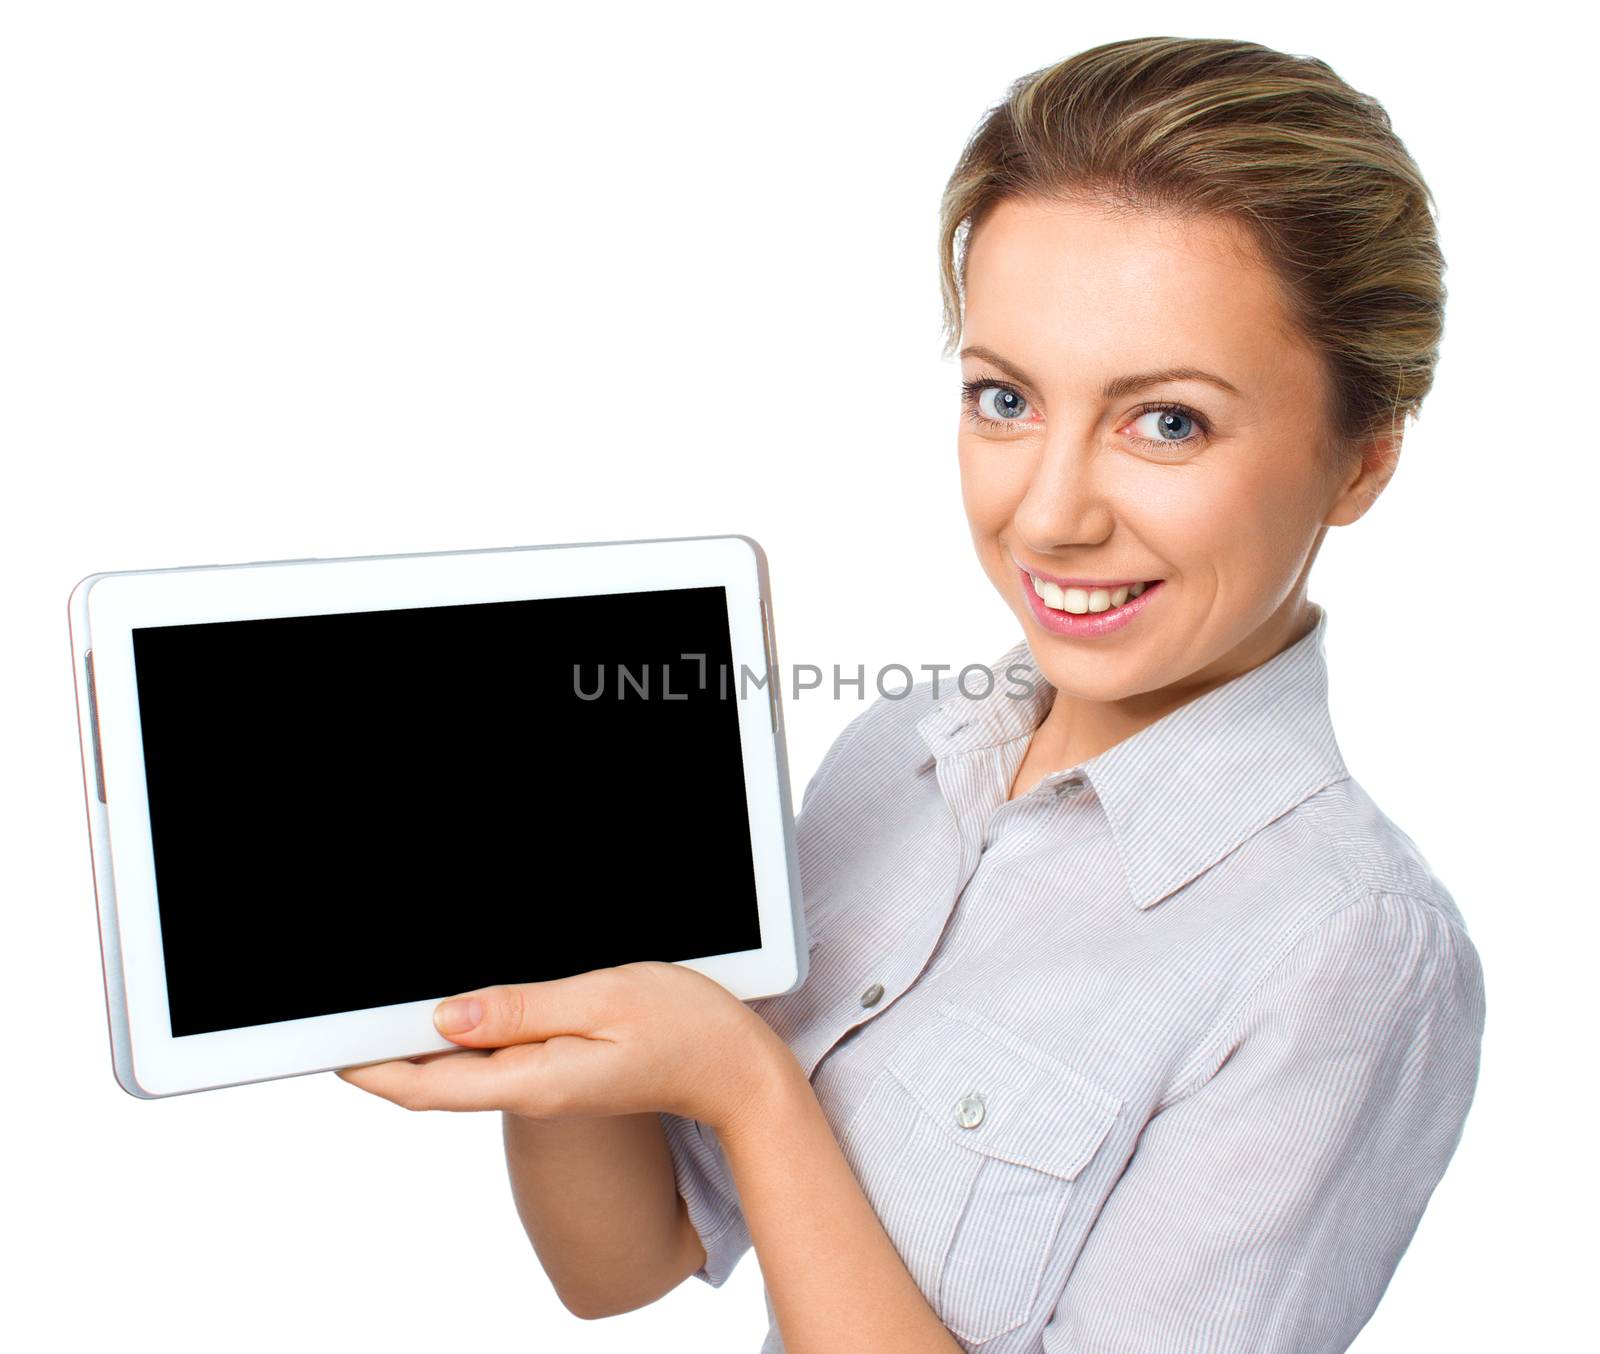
[1022,591,1318,776]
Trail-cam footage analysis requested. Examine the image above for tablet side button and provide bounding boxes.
[760,598,781,735]
[84,650,106,803]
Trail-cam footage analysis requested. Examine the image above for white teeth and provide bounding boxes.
[1032,576,1152,614]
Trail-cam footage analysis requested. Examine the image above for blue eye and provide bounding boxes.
[1129,406,1202,444]
[961,380,1031,425]
[959,377,1213,453]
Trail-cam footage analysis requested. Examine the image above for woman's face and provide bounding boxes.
[958,195,1392,706]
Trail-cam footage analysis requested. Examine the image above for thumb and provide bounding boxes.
[432,991,491,1039]
[432,978,582,1047]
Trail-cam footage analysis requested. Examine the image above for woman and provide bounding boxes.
[338,36,1486,1354]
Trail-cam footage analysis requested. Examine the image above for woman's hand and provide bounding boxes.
[335,960,790,1135]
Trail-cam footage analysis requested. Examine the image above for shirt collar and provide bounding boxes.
[914,604,1349,911]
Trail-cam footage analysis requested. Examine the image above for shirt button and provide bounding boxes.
[1054,773,1086,796]
[860,982,885,1008]
[956,1092,986,1128]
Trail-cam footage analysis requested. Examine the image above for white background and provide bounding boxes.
[2,2,1591,1349]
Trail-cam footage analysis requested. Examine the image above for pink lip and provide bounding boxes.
[1018,566,1165,637]
[1016,561,1155,589]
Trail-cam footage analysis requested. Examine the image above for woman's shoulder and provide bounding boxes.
[1285,773,1474,939]
[798,677,945,811]
[1178,787,1486,1104]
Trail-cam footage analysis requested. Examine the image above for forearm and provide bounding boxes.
[501,1109,701,1318]
[717,1040,963,1354]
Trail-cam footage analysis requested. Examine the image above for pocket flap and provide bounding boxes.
[884,1002,1121,1181]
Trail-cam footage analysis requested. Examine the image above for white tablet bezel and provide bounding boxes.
[68,533,806,1099]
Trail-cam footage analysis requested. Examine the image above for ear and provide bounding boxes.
[1324,425,1403,527]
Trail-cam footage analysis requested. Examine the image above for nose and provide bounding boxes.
[1010,423,1117,554]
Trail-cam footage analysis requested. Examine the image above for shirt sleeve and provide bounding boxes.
[655,699,887,1288]
[657,1111,754,1287]
[1042,890,1486,1354]
[799,697,882,817]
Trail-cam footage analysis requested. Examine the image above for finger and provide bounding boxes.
[340,1042,568,1114]
[336,1058,417,1099]
[408,1048,476,1066]
[430,966,627,1049]
[420,1036,633,1116]
[336,1049,490,1103]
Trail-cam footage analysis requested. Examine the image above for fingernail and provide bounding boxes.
[434,998,483,1034]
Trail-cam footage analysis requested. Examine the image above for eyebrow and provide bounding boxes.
[959,345,1243,400]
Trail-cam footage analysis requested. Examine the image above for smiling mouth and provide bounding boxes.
[1025,573,1160,615]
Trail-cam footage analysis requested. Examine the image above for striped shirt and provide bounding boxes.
[658,603,1486,1353]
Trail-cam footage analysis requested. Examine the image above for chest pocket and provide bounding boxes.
[839,1002,1121,1347]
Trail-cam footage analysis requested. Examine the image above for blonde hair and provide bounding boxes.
[938,36,1445,466]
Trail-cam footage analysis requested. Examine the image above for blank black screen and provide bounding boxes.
[130,584,761,1038]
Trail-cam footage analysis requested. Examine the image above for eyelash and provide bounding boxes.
[959,379,1213,452]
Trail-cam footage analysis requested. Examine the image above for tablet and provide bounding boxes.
[68,533,806,1099]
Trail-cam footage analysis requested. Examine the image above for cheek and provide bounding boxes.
[957,440,1025,530]
[1147,465,1309,570]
